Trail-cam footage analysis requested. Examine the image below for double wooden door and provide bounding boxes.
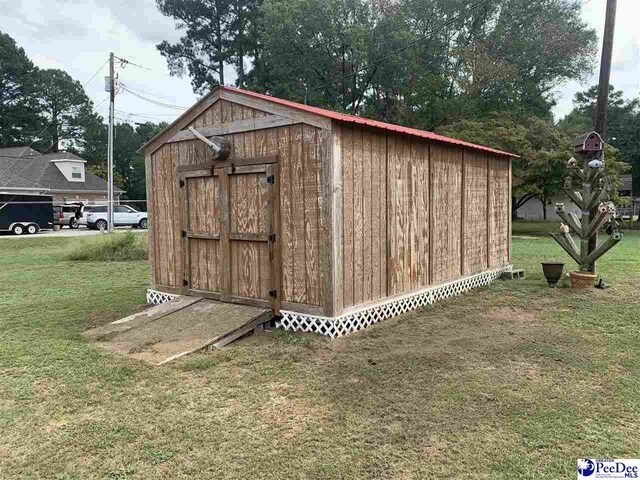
[179,163,280,310]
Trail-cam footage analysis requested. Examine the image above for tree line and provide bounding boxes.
[157,0,639,214]
[0,32,165,201]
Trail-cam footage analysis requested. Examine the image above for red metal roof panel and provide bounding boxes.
[221,85,518,158]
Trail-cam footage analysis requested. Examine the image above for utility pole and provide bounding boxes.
[107,52,115,233]
[588,0,617,272]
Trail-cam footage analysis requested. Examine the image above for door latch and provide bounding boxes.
[268,233,276,242]
[269,289,278,299]
[266,175,275,184]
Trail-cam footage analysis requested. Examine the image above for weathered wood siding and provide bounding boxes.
[488,155,510,267]
[462,151,488,275]
[387,133,431,296]
[430,144,463,284]
[149,99,326,307]
[340,124,387,308]
[337,125,510,310]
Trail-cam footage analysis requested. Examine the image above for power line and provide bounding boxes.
[115,110,176,121]
[119,82,188,105]
[115,55,153,72]
[120,85,189,110]
[117,110,180,116]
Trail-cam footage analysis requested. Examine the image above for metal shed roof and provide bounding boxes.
[142,85,518,158]
[220,86,518,158]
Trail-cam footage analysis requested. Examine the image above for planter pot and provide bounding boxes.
[570,270,596,289]
[541,262,564,287]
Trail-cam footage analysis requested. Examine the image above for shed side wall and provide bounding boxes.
[463,150,489,275]
[337,123,511,311]
[488,155,510,267]
[430,143,463,284]
[340,124,388,308]
[387,132,431,295]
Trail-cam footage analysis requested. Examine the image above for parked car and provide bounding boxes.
[82,205,148,230]
[53,204,81,229]
[0,194,53,235]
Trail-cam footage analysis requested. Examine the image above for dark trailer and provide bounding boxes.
[0,193,53,235]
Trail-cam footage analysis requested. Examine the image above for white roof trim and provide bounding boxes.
[50,159,87,164]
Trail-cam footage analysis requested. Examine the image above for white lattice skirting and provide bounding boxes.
[278,265,512,338]
[147,265,512,338]
[147,288,178,305]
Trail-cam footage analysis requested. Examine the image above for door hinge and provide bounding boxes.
[269,289,278,299]
[268,233,276,242]
[183,278,189,287]
[266,175,275,184]
[179,179,185,188]
[181,230,187,238]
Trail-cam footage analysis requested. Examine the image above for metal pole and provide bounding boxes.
[107,52,115,233]
[588,0,617,271]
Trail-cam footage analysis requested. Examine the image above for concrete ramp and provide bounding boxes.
[83,297,272,365]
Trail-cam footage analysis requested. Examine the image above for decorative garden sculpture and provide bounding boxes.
[550,131,623,288]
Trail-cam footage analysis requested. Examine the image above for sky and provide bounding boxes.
[0,0,638,126]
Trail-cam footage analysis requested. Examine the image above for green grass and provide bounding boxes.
[65,231,148,262]
[1,231,639,478]
[513,220,562,236]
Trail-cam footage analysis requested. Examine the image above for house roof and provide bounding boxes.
[0,147,122,193]
[143,85,518,158]
[221,86,518,158]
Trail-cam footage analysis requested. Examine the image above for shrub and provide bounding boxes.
[66,232,148,262]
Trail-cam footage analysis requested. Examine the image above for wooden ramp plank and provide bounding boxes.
[84,298,271,365]
[82,296,203,342]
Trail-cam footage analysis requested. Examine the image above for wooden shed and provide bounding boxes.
[142,86,516,337]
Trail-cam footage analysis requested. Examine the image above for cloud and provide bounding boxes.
[100,0,182,45]
[553,0,640,120]
[0,0,89,38]
[31,54,64,69]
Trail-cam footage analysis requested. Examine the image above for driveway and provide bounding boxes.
[0,227,146,239]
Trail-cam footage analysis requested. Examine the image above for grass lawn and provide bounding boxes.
[1,230,639,479]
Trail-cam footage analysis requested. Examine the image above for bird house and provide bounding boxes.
[574,131,604,153]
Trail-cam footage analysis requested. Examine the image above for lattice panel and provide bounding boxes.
[146,288,178,305]
[278,265,512,338]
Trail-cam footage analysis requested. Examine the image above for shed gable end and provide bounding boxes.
[188,99,272,129]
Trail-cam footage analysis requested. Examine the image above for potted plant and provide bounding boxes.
[541,261,565,287]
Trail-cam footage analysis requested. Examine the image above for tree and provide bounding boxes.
[34,69,102,152]
[249,0,597,129]
[0,31,41,146]
[439,113,570,219]
[83,121,167,204]
[156,0,259,92]
[254,0,381,112]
